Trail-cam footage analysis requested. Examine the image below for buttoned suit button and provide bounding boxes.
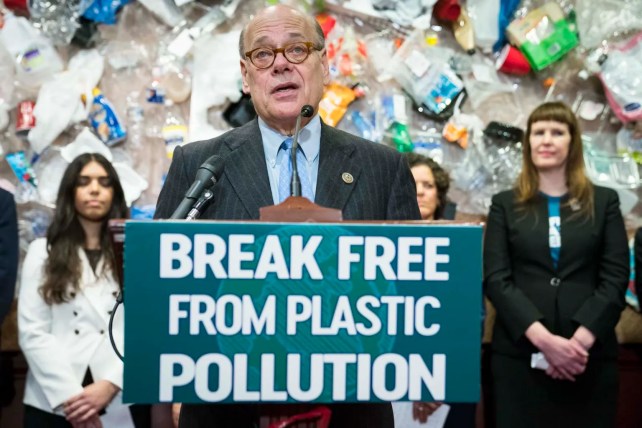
[550,277,561,287]
[74,329,80,335]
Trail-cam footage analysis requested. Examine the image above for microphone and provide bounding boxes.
[290,104,314,198]
[186,188,214,220]
[170,155,225,219]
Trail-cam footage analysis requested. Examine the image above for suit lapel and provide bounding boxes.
[78,249,108,322]
[223,120,273,219]
[315,124,361,210]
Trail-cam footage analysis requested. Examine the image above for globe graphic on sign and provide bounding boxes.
[215,224,397,400]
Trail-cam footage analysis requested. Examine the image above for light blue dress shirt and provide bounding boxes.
[259,115,321,204]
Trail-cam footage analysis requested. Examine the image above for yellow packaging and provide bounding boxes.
[318,82,357,127]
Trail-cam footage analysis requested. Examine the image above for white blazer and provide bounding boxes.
[18,238,134,427]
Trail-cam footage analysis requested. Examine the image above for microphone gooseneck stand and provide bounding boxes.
[290,104,315,198]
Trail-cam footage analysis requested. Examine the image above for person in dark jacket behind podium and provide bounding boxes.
[484,101,629,428]
[401,153,476,428]
[0,187,18,326]
[635,228,642,304]
[0,187,19,410]
[154,4,420,428]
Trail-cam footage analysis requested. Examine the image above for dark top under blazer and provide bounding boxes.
[154,118,421,222]
[484,186,629,359]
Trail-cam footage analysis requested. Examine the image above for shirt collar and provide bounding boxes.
[259,115,321,163]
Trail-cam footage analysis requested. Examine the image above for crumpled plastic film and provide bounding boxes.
[29,0,84,46]
[576,0,642,49]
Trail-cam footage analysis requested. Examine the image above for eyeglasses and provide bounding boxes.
[245,41,320,69]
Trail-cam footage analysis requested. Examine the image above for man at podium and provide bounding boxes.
[154,4,420,427]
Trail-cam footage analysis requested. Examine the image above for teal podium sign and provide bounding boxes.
[123,221,482,404]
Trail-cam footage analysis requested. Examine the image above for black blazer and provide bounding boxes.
[0,188,18,324]
[634,228,642,303]
[483,186,629,359]
[155,118,421,222]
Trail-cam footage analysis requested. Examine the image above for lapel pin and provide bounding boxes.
[342,172,354,184]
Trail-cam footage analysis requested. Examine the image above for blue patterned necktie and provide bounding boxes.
[278,138,314,203]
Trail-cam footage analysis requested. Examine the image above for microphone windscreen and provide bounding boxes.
[301,105,314,117]
[195,155,225,182]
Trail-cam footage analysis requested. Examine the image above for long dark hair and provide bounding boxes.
[406,153,450,220]
[516,101,593,219]
[41,153,128,304]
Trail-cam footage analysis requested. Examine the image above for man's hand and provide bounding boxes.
[412,401,442,423]
[64,380,119,424]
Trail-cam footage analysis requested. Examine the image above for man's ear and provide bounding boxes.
[240,60,251,94]
[321,49,330,85]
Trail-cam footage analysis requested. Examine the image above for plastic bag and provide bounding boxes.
[598,32,642,124]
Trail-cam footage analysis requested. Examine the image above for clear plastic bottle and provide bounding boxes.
[126,101,145,164]
[161,100,188,159]
[0,12,63,89]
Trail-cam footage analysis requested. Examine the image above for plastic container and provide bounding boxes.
[85,87,127,146]
[506,2,578,71]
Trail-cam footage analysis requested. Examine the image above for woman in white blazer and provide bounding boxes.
[18,153,141,428]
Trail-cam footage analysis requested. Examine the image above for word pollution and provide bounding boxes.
[159,233,450,280]
[159,352,446,402]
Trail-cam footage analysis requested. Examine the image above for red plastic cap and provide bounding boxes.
[433,0,462,22]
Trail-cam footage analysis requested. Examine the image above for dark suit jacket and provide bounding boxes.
[154,118,421,221]
[483,186,629,360]
[154,119,420,428]
[634,228,642,302]
[0,188,18,324]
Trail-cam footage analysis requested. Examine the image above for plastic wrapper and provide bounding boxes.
[576,0,642,49]
[318,82,357,127]
[442,96,484,149]
[19,204,54,245]
[387,30,464,119]
[0,41,16,110]
[461,57,514,110]
[113,162,148,206]
[598,32,642,124]
[326,24,368,83]
[61,127,113,162]
[136,0,183,27]
[411,129,444,163]
[0,12,63,89]
[450,122,523,213]
[27,73,83,153]
[190,30,242,142]
[506,2,578,71]
[583,133,642,190]
[31,147,68,205]
[29,0,84,46]
[466,0,500,52]
[82,0,132,25]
